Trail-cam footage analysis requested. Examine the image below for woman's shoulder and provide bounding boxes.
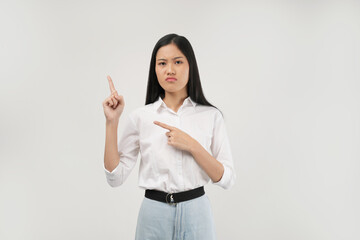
[195,104,222,117]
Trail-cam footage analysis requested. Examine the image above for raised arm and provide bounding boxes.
[102,75,125,172]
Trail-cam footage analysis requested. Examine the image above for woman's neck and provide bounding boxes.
[162,92,188,112]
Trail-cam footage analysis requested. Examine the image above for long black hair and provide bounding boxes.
[145,33,223,117]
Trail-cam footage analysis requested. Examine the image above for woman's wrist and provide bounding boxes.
[106,119,119,127]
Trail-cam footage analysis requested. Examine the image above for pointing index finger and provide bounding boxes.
[153,121,174,130]
[107,75,117,94]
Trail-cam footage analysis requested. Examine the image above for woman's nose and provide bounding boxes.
[166,63,175,75]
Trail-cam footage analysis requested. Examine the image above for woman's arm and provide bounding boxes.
[104,120,120,172]
[103,75,124,173]
[153,120,228,184]
[189,143,225,183]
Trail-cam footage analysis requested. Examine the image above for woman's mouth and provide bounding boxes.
[166,78,177,82]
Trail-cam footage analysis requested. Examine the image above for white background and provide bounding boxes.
[0,0,359,239]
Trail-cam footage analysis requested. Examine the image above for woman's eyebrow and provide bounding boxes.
[156,56,184,61]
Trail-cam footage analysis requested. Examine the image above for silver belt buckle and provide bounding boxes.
[166,193,177,206]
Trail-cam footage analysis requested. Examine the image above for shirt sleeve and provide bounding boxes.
[103,112,140,187]
[210,110,236,190]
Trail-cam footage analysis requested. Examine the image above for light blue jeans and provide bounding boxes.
[135,194,217,240]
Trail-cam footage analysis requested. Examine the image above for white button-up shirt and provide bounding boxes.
[104,96,236,193]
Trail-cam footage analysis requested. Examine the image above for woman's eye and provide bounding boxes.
[176,61,182,64]
[158,62,166,66]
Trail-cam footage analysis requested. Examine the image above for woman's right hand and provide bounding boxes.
[102,75,125,122]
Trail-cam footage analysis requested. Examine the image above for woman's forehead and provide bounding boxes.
[156,44,184,59]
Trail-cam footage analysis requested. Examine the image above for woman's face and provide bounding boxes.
[155,43,190,96]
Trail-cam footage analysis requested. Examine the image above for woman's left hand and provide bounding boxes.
[153,121,198,153]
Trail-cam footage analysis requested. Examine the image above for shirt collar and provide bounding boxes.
[153,96,197,111]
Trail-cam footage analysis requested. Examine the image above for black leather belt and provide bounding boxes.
[145,186,205,205]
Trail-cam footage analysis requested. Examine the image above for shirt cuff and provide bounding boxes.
[104,162,124,187]
[104,162,120,178]
[211,164,234,190]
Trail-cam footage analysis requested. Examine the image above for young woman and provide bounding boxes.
[102,33,236,240]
